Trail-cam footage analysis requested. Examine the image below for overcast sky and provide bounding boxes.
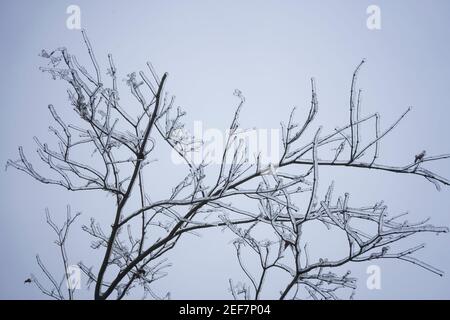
[1,0,450,299]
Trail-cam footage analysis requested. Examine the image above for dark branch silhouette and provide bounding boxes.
[8,31,450,300]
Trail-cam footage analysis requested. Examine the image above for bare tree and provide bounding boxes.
[7,31,450,300]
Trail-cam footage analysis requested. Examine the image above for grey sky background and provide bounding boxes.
[1,0,450,299]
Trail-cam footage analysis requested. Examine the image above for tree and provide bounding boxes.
[7,31,450,300]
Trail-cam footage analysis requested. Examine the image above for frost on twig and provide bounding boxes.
[28,206,80,300]
[9,32,450,300]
